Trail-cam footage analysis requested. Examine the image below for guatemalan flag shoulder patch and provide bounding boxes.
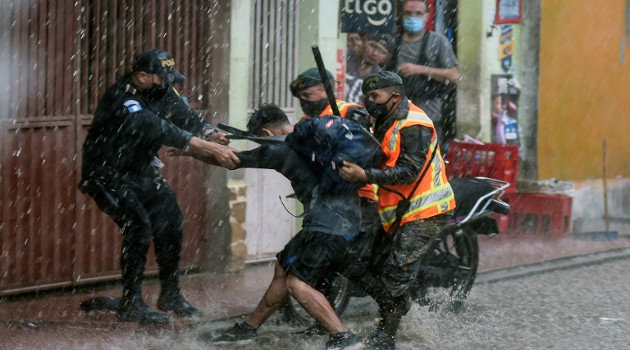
[123,100,142,114]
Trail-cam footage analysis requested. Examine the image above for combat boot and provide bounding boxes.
[365,328,396,350]
[365,307,401,350]
[117,295,169,325]
[157,288,203,318]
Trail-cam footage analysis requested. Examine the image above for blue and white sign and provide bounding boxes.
[499,25,513,73]
[341,0,395,34]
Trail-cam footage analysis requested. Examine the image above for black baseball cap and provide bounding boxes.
[132,49,186,85]
[366,34,396,54]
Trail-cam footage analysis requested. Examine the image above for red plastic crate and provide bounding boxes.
[501,193,572,238]
[446,141,519,192]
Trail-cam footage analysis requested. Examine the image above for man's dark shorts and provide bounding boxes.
[277,230,350,289]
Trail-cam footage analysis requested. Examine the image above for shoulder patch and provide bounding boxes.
[123,100,142,114]
[124,84,137,94]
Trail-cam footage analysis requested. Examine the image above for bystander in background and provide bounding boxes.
[386,0,459,148]
[346,34,395,105]
[346,32,365,51]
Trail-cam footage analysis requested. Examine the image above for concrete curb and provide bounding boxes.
[475,246,630,284]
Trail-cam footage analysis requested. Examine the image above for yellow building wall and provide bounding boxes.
[539,0,630,181]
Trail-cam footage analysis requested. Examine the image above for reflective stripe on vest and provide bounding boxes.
[377,102,456,231]
[358,183,379,200]
[323,100,354,117]
[296,100,357,123]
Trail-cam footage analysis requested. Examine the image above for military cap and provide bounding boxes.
[290,67,334,97]
[133,49,185,85]
[361,70,403,95]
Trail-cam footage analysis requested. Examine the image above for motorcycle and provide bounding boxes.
[280,176,511,325]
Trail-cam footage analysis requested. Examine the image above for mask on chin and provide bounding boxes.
[300,98,329,117]
[365,94,395,120]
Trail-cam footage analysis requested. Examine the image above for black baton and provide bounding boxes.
[311,44,340,116]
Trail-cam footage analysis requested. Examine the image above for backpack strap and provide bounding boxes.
[416,31,431,66]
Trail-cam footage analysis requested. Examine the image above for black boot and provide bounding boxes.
[117,294,169,325]
[366,301,406,350]
[156,260,203,318]
[365,328,396,350]
[157,287,203,318]
[117,245,168,324]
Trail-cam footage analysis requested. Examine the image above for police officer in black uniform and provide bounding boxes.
[79,49,240,324]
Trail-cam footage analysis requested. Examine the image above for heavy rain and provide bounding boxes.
[1,1,630,350]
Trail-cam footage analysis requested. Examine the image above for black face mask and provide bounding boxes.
[365,94,395,121]
[300,98,329,117]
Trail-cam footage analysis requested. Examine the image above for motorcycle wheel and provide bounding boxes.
[447,225,479,308]
[279,273,352,326]
[416,225,479,311]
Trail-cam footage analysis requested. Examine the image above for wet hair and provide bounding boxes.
[247,104,290,136]
[404,0,428,7]
[385,84,405,96]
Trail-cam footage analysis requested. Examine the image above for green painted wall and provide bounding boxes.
[456,0,484,138]
[229,0,252,163]
[298,0,341,78]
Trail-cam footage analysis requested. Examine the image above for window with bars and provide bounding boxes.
[249,0,300,114]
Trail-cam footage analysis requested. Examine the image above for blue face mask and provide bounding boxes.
[403,17,425,34]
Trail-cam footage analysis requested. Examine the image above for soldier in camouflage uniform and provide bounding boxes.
[340,70,455,350]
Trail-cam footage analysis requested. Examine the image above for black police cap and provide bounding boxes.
[132,49,186,85]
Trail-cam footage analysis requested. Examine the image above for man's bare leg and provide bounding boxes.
[245,262,290,328]
[286,274,346,334]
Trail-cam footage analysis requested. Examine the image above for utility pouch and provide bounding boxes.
[79,178,119,209]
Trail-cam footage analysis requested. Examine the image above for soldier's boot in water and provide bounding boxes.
[365,304,405,350]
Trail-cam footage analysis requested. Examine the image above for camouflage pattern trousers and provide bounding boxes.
[378,215,449,300]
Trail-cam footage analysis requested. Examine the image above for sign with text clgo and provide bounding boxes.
[341,0,396,34]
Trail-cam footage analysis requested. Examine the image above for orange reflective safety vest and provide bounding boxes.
[296,99,359,123]
[297,99,378,200]
[377,102,455,232]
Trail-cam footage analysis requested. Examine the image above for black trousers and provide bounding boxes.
[82,167,183,298]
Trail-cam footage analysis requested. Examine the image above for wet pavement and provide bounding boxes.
[402,255,630,349]
[1,230,630,350]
